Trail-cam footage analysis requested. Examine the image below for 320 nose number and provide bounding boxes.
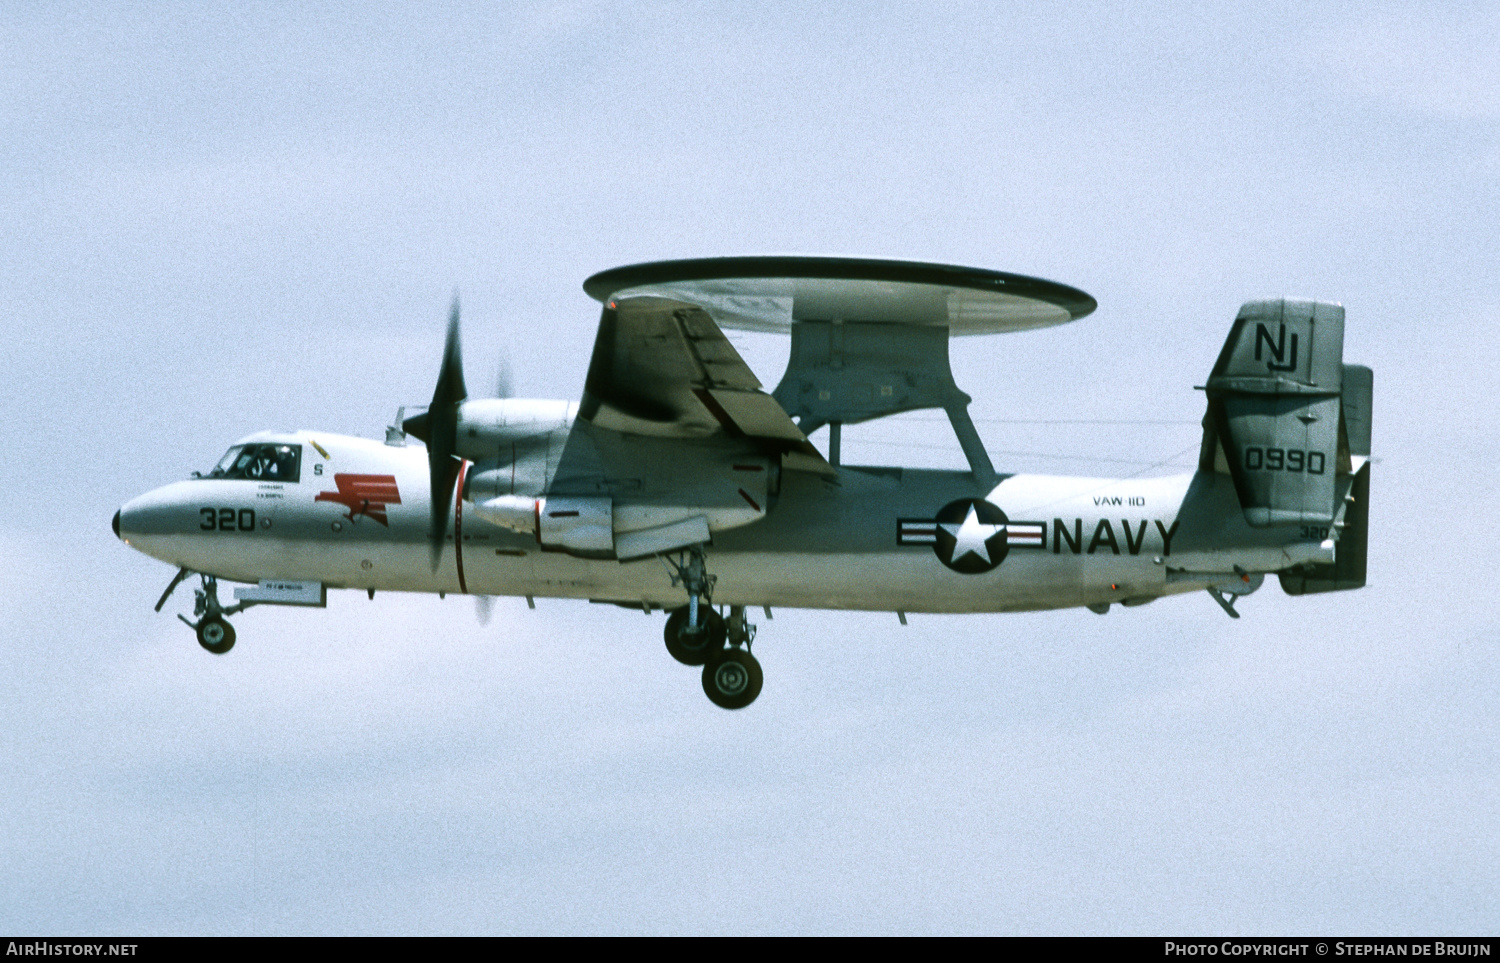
[200,507,256,531]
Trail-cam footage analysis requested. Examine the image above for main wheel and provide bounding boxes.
[702,648,763,710]
[197,616,236,655]
[664,607,725,665]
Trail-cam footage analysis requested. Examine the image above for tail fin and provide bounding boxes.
[1280,363,1371,594]
[1200,300,1345,526]
[1198,300,1372,592]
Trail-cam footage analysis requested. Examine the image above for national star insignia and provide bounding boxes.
[939,505,1007,564]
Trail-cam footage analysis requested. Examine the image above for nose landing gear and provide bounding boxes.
[195,614,236,654]
[159,572,256,655]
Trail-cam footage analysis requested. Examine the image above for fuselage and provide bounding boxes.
[116,425,1333,614]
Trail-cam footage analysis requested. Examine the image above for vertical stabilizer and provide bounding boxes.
[1280,364,1373,594]
[1200,300,1345,527]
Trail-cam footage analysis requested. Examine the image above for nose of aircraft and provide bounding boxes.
[115,480,214,564]
[114,484,185,549]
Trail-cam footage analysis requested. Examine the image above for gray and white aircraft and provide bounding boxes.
[115,258,1372,709]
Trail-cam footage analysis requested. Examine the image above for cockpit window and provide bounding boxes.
[203,444,302,482]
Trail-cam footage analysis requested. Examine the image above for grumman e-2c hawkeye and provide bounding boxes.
[114,258,1372,709]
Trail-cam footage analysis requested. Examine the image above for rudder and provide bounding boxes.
[1280,363,1372,594]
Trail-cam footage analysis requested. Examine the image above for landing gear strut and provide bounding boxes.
[168,574,256,655]
[724,604,756,648]
[663,548,716,629]
[660,547,765,709]
[662,546,722,665]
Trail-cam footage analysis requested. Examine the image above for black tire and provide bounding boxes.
[701,648,763,710]
[197,616,236,655]
[663,606,725,665]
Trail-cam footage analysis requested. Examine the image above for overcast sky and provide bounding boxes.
[2,0,1497,934]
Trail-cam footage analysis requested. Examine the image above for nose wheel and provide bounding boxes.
[162,573,256,656]
[196,615,236,654]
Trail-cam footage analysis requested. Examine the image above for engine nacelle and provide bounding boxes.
[474,494,614,554]
[452,399,576,463]
[468,428,774,559]
[474,482,764,560]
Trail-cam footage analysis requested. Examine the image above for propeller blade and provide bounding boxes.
[474,594,495,626]
[429,457,460,571]
[438,297,468,404]
[495,356,513,399]
[421,297,468,571]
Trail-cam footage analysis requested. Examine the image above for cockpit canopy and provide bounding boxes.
[203,443,302,482]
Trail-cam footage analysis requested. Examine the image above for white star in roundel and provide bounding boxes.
[939,505,1007,564]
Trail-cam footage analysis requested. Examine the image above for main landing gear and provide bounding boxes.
[663,549,763,710]
[157,569,255,655]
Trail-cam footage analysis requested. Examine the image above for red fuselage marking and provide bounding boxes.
[315,474,402,526]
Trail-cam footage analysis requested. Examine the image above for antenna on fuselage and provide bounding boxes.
[385,406,408,446]
[580,257,1095,489]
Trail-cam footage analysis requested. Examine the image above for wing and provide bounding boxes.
[578,295,831,473]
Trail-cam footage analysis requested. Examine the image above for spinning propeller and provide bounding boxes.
[474,593,495,626]
[402,298,515,585]
[403,298,468,571]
